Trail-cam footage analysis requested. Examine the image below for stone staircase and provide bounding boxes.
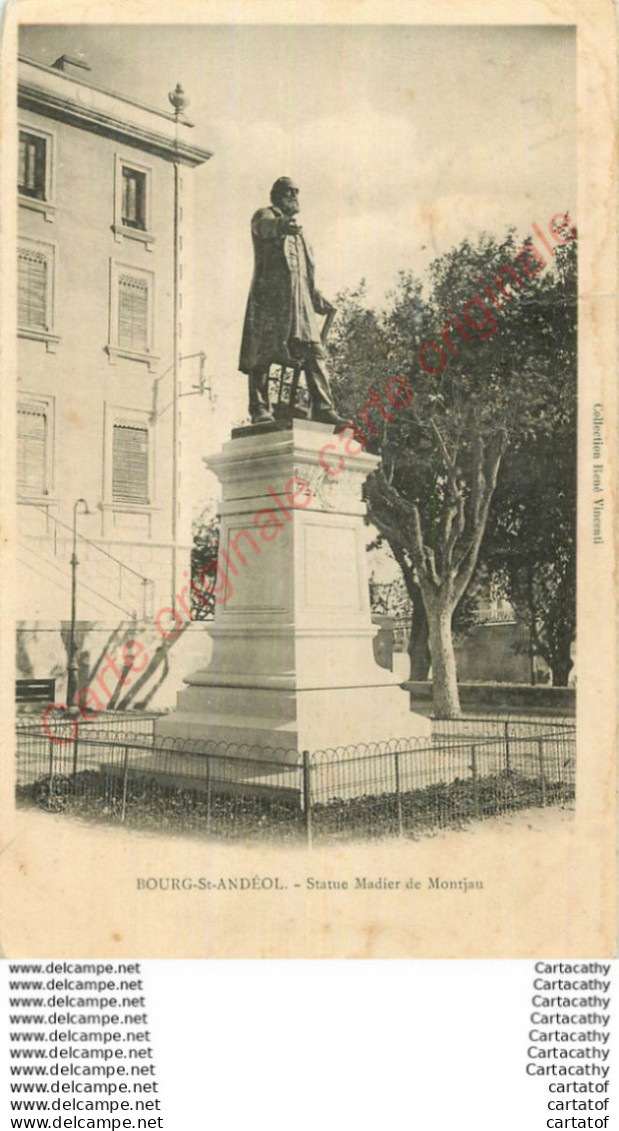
[17,504,154,623]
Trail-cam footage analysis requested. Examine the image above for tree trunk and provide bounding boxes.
[549,655,573,687]
[427,603,461,718]
[408,594,430,680]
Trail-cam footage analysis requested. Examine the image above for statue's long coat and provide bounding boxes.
[239,205,319,373]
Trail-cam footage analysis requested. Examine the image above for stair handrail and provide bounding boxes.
[17,537,143,619]
[29,503,154,586]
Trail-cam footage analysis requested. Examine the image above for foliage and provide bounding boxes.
[190,509,219,620]
[328,231,577,712]
[17,766,574,844]
[483,241,577,684]
[369,569,412,628]
[312,774,574,844]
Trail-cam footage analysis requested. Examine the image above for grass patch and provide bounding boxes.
[16,768,574,845]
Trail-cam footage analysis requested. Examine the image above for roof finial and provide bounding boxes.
[168,83,189,118]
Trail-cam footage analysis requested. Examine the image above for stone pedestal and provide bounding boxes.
[156,421,430,757]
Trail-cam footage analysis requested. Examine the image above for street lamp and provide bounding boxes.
[66,498,90,707]
[167,82,189,612]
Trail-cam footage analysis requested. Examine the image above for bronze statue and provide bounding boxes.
[239,177,346,426]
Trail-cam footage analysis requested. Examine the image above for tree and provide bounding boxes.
[483,426,576,687]
[328,229,577,716]
[484,442,576,688]
[190,509,219,620]
[482,239,577,685]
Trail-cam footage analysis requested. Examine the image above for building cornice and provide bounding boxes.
[18,62,212,168]
[19,55,185,125]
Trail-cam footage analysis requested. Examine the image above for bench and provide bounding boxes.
[16,678,56,704]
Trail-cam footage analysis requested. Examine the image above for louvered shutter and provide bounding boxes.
[18,248,48,329]
[18,133,46,200]
[18,404,47,496]
[112,424,149,504]
[118,275,148,351]
[18,137,28,191]
[121,168,146,229]
[122,171,136,223]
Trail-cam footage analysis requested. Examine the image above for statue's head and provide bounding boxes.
[270,177,299,216]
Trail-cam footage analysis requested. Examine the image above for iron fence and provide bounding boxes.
[15,715,575,845]
[16,711,160,737]
[307,723,574,844]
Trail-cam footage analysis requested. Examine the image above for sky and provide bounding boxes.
[18,20,576,541]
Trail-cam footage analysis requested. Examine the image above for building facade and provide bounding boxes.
[16,53,212,709]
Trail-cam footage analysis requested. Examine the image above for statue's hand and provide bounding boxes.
[314,292,334,316]
[283,218,303,235]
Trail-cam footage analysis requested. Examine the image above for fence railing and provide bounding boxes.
[16,711,161,737]
[15,715,575,846]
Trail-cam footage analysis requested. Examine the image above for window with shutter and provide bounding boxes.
[107,262,156,367]
[113,157,153,250]
[121,167,147,229]
[118,274,149,352]
[112,423,149,504]
[18,132,46,200]
[17,404,48,496]
[18,248,48,330]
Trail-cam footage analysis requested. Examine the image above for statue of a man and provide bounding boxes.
[239,177,346,426]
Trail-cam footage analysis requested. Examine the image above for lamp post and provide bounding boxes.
[168,83,189,613]
[66,498,90,708]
